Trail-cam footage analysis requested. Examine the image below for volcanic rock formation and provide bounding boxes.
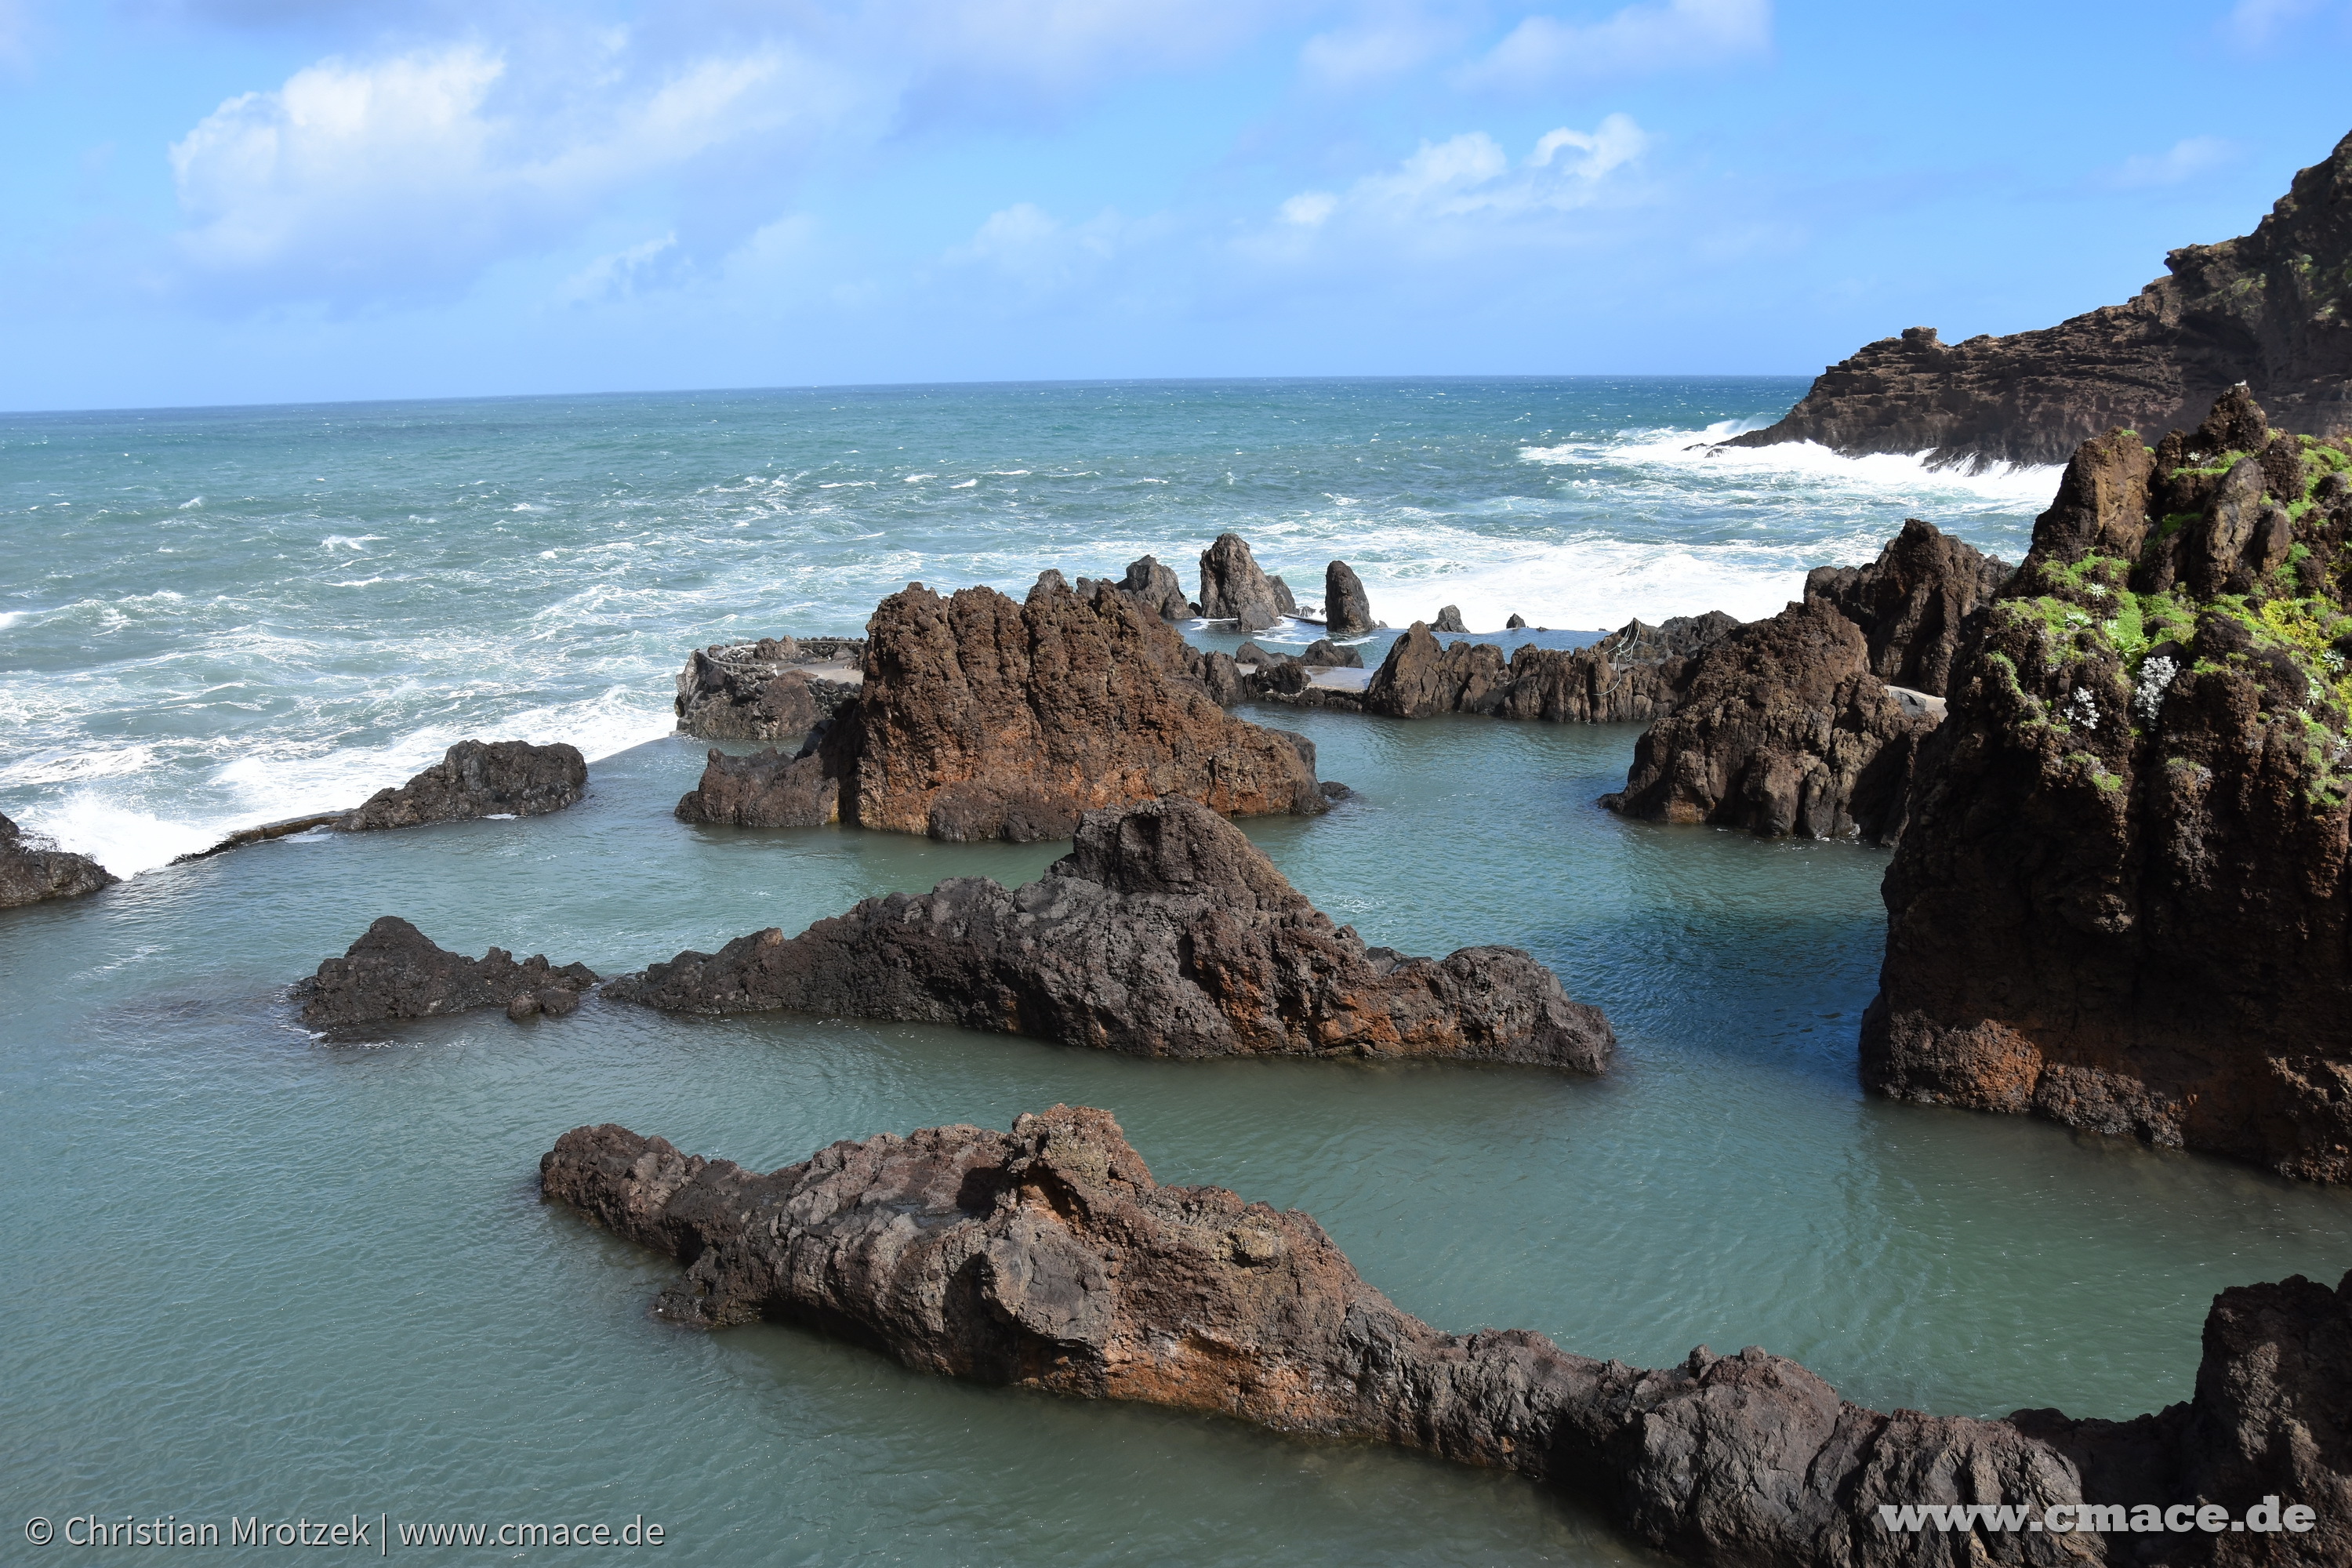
[339,740,587,832]
[676,577,1324,842]
[1728,131,2352,467]
[1602,523,2006,844]
[295,916,597,1027]
[544,1103,2350,1568]
[0,811,116,909]
[1601,599,1939,844]
[1110,555,1192,621]
[1432,604,1468,633]
[615,797,1612,1067]
[1324,560,1376,637]
[1866,388,2352,1179]
[1198,534,1296,631]
[1361,614,1741,721]
[674,637,865,741]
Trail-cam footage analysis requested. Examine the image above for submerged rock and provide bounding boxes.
[545,1103,2348,1568]
[1324,560,1375,637]
[673,637,866,741]
[0,811,116,909]
[1867,389,2352,1180]
[1198,533,1290,631]
[611,797,1611,1067]
[1726,132,2352,467]
[295,916,597,1028]
[339,740,586,832]
[1602,599,1936,844]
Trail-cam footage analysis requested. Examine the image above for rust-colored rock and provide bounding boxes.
[1865,389,2352,1179]
[612,797,1611,1067]
[844,577,1323,840]
[1727,132,2352,468]
[1602,599,1937,844]
[545,1104,2351,1568]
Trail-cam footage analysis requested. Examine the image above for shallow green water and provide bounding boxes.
[8,707,2350,1565]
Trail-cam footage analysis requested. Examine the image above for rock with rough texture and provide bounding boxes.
[1198,534,1290,630]
[673,721,853,829]
[339,740,586,832]
[0,811,116,909]
[1115,555,1192,620]
[1506,613,1527,630]
[1234,641,1293,668]
[611,797,1611,1067]
[1432,604,1468,633]
[1728,132,2352,468]
[842,578,1324,840]
[546,1105,2350,1568]
[1866,389,2352,1180]
[1803,520,2013,695]
[674,637,866,741]
[1363,615,1742,723]
[1602,599,1937,844]
[294,916,596,1028]
[1324,561,1375,637]
[1298,638,1362,669]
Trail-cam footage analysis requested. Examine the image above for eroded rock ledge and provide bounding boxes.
[296,916,597,1027]
[1726,131,2352,468]
[1360,612,1740,721]
[674,637,865,741]
[1865,387,2352,1179]
[674,576,1325,841]
[543,1104,2350,1568]
[0,811,116,909]
[615,797,1611,1068]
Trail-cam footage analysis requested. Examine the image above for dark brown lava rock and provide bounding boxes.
[612,797,1612,1068]
[295,916,597,1027]
[0,811,117,909]
[339,740,586,832]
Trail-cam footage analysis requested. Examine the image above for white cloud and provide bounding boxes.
[1457,0,1770,88]
[2109,136,2241,188]
[560,233,679,304]
[2226,0,2325,47]
[1300,8,1462,88]
[1272,114,1650,237]
[945,202,1146,295]
[166,39,833,305]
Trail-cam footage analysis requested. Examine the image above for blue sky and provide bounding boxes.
[4,0,2351,411]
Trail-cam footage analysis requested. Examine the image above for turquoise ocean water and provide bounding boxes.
[6,379,2350,1564]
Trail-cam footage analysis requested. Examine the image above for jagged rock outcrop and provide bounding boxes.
[1865,389,2352,1179]
[1506,613,1527,630]
[339,740,586,832]
[1198,534,1294,630]
[1362,614,1740,722]
[0,811,116,909]
[1804,520,2013,695]
[1729,132,2352,468]
[1432,604,1468,633]
[546,1103,2350,1568]
[1300,638,1361,669]
[1112,555,1192,620]
[615,797,1610,1065]
[1324,561,1375,637]
[294,916,596,1027]
[1602,599,1937,844]
[675,579,1323,841]
[674,637,865,741]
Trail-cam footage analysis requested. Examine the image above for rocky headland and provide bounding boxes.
[545,1102,2350,1568]
[1864,387,2352,1178]
[615,797,1612,1068]
[340,739,587,832]
[1602,522,2007,844]
[1728,132,2352,468]
[0,811,117,909]
[296,916,597,1027]
[674,636,865,741]
[674,575,1325,841]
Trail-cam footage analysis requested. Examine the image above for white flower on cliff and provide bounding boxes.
[2060,687,2102,731]
[2133,655,2180,723]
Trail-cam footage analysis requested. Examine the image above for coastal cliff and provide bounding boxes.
[1865,389,2352,1180]
[546,1104,2352,1568]
[1729,131,2352,467]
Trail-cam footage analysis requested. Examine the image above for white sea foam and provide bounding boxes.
[1522,426,2063,506]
